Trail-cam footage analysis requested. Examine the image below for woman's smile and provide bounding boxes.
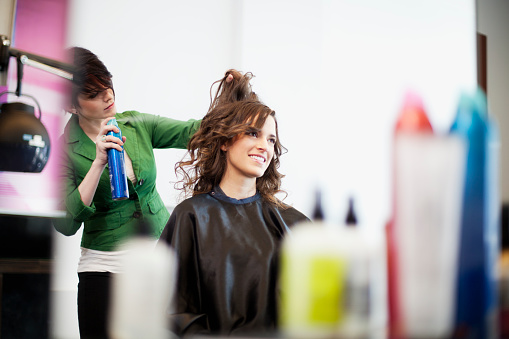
[249,154,266,164]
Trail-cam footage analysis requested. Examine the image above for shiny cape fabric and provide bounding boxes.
[159,188,309,336]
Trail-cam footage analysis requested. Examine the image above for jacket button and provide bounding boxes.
[133,211,141,218]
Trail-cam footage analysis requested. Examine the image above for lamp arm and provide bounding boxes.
[0,35,74,84]
[18,54,73,81]
[9,47,74,80]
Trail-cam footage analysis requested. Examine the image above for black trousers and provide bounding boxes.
[77,272,112,339]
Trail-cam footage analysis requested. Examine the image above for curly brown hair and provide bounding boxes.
[175,69,288,207]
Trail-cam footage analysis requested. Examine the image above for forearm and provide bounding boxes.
[78,159,107,206]
[151,115,201,149]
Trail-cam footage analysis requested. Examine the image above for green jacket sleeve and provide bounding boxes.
[52,145,97,236]
[121,112,201,149]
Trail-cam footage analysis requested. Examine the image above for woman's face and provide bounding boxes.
[75,88,116,121]
[222,115,277,182]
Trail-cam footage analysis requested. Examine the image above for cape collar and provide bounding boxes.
[209,185,261,205]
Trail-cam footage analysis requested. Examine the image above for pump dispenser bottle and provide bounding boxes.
[279,189,348,338]
[451,90,500,339]
[391,91,467,338]
[109,220,178,339]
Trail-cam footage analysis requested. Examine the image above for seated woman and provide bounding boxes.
[159,69,309,336]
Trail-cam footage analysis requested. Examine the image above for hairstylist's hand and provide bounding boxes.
[94,117,126,167]
[78,117,126,206]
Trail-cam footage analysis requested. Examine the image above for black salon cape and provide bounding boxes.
[159,187,309,337]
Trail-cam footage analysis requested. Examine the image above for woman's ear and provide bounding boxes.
[68,106,78,115]
[221,144,228,152]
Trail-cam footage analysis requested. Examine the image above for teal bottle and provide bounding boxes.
[450,89,499,338]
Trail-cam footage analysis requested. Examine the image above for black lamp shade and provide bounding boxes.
[0,102,51,172]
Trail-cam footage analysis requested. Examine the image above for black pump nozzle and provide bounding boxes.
[312,189,325,221]
[345,197,357,226]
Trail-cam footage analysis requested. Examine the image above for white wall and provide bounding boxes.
[239,0,476,224]
[51,1,478,337]
[64,0,477,221]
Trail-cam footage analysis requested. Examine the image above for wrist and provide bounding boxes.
[91,159,108,171]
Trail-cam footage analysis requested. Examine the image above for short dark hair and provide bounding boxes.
[70,47,113,108]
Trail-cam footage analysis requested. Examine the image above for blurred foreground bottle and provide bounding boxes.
[450,89,500,339]
[390,91,467,338]
[279,190,347,338]
[340,197,385,339]
[280,191,380,338]
[109,220,178,339]
[387,91,433,338]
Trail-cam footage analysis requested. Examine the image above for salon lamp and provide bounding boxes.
[0,35,74,172]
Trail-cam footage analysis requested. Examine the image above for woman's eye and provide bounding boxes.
[88,92,99,99]
[247,131,258,137]
[268,138,276,145]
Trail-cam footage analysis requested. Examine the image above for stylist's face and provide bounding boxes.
[76,88,116,120]
[223,115,276,181]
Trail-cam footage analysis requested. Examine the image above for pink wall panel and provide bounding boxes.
[0,0,70,216]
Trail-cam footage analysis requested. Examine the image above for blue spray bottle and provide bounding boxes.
[450,89,499,338]
[107,118,129,201]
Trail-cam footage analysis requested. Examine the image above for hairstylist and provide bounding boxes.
[53,47,201,339]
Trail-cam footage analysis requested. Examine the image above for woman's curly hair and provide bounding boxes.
[175,69,288,207]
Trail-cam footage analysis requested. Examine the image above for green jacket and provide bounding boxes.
[53,111,200,251]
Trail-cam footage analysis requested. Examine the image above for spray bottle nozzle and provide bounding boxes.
[312,189,325,221]
[345,197,357,226]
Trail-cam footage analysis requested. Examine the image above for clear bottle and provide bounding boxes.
[109,221,178,339]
